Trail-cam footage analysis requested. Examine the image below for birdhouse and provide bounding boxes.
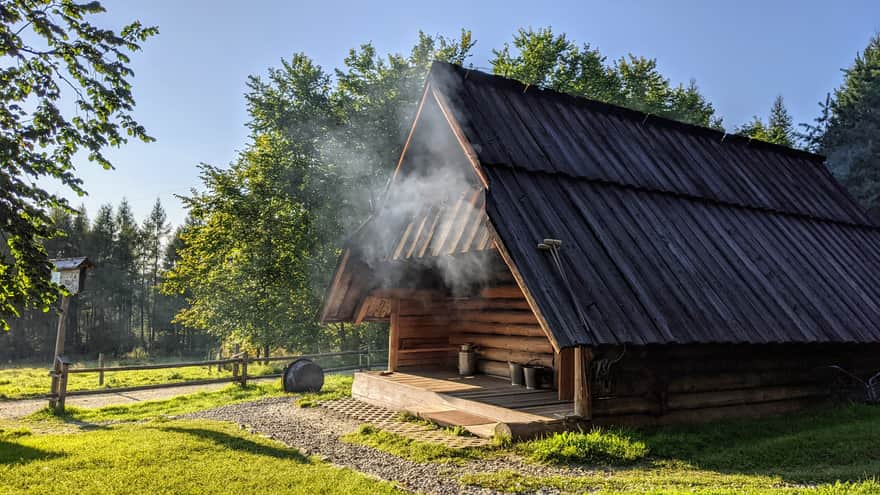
[50,257,94,295]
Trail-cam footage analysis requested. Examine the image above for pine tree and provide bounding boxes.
[140,199,170,346]
[821,35,880,214]
[115,200,140,346]
[737,95,795,147]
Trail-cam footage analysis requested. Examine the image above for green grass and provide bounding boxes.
[341,424,485,464]
[461,468,880,495]
[294,375,354,407]
[22,374,351,424]
[28,382,288,423]
[0,361,285,399]
[0,419,404,495]
[462,404,880,494]
[519,428,649,465]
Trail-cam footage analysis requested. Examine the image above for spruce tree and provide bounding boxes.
[821,35,880,213]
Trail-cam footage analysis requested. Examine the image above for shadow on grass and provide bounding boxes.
[0,439,63,465]
[159,426,309,463]
[26,407,111,431]
[629,403,880,484]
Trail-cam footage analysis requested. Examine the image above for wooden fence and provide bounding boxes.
[48,348,385,412]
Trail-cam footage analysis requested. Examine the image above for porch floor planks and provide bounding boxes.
[356,369,573,425]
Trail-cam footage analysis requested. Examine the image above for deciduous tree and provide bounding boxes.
[0,1,157,330]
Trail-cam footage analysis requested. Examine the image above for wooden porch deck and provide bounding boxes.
[351,369,574,438]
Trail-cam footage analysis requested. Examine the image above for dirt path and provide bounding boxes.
[0,377,278,419]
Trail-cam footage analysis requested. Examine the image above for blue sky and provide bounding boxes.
[56,0,880,227]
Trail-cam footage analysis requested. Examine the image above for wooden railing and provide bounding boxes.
[48,348,386,413]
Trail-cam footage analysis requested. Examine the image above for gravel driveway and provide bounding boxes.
[187,398,594,495]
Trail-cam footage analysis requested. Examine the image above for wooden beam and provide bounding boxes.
[489,225,562,353]
[319,250,350,323]
[430,87,488,188]
[387,298,401,372]
[391,82,431,181]
[556,348,574,401]
[353,296,374,325]
[574,346,593,418]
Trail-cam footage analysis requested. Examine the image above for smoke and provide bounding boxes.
[313,62,494,297]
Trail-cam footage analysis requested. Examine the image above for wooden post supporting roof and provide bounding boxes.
[574,346,592,418]
[387,299,401,372]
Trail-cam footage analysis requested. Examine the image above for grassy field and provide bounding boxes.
[344,401,880,494]
[1,370,878,494]
[0,419,403,495]
[461,404,880,494]
[0,360,287,399]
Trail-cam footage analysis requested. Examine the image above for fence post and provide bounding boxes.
[56,360,70,413]
[216,349,223,372]
[232,344,240,379]
[240,352,248,387]
[98,353,105,386]
[366,342,372,371]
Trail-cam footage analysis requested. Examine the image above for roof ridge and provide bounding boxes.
[431,61,827,165]
[482,162,880,231]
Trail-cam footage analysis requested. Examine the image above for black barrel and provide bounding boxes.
[282,358,324,393]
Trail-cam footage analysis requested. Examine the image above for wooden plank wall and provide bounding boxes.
[392,282,558,376]
[588,343,880,425]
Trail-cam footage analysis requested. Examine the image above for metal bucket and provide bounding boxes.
[509,362,524,386]
[523,365,539,389]
[458,344,477,376]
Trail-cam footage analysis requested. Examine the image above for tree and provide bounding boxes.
[738,95,795,147]
[491,27,721,128]
[140,198,170,346]
[164,32,475,353]
[808,35,880,213]
[0,1,157,330]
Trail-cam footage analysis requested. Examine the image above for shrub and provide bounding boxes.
[521,428,649,465]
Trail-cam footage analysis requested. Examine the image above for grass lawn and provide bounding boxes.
[0,361,287,399]
[23,375,352,423]
[461,403,880,494]
[0,419,403,495]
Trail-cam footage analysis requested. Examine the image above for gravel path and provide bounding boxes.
[187,398,595,495]
[0,377,277,419]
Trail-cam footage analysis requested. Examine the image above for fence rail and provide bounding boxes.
[47,348,386,412]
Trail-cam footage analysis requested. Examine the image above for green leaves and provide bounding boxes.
[490,27,721,129]
[737,95,795,148]
[0,0,157,329]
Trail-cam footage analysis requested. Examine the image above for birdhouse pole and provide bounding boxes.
[53,295,71,361]
[48,257,94,411]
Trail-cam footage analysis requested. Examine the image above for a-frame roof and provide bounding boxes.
[323,62,880,347]
[428,61,880,346]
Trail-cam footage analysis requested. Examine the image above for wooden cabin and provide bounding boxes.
[321,62,880,438]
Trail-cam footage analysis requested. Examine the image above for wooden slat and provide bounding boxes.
[479,286,524,299]
[450,333,554,354]
[447,189,482,254]
[451,322,545,337]
[478,348,553,367]
[457,310,538,325]
[388,299,400,372]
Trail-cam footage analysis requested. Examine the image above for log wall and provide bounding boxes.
[449,284,554,377]
[585,343,880,425]
[391,282,557,375]
[385,281,880,425]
